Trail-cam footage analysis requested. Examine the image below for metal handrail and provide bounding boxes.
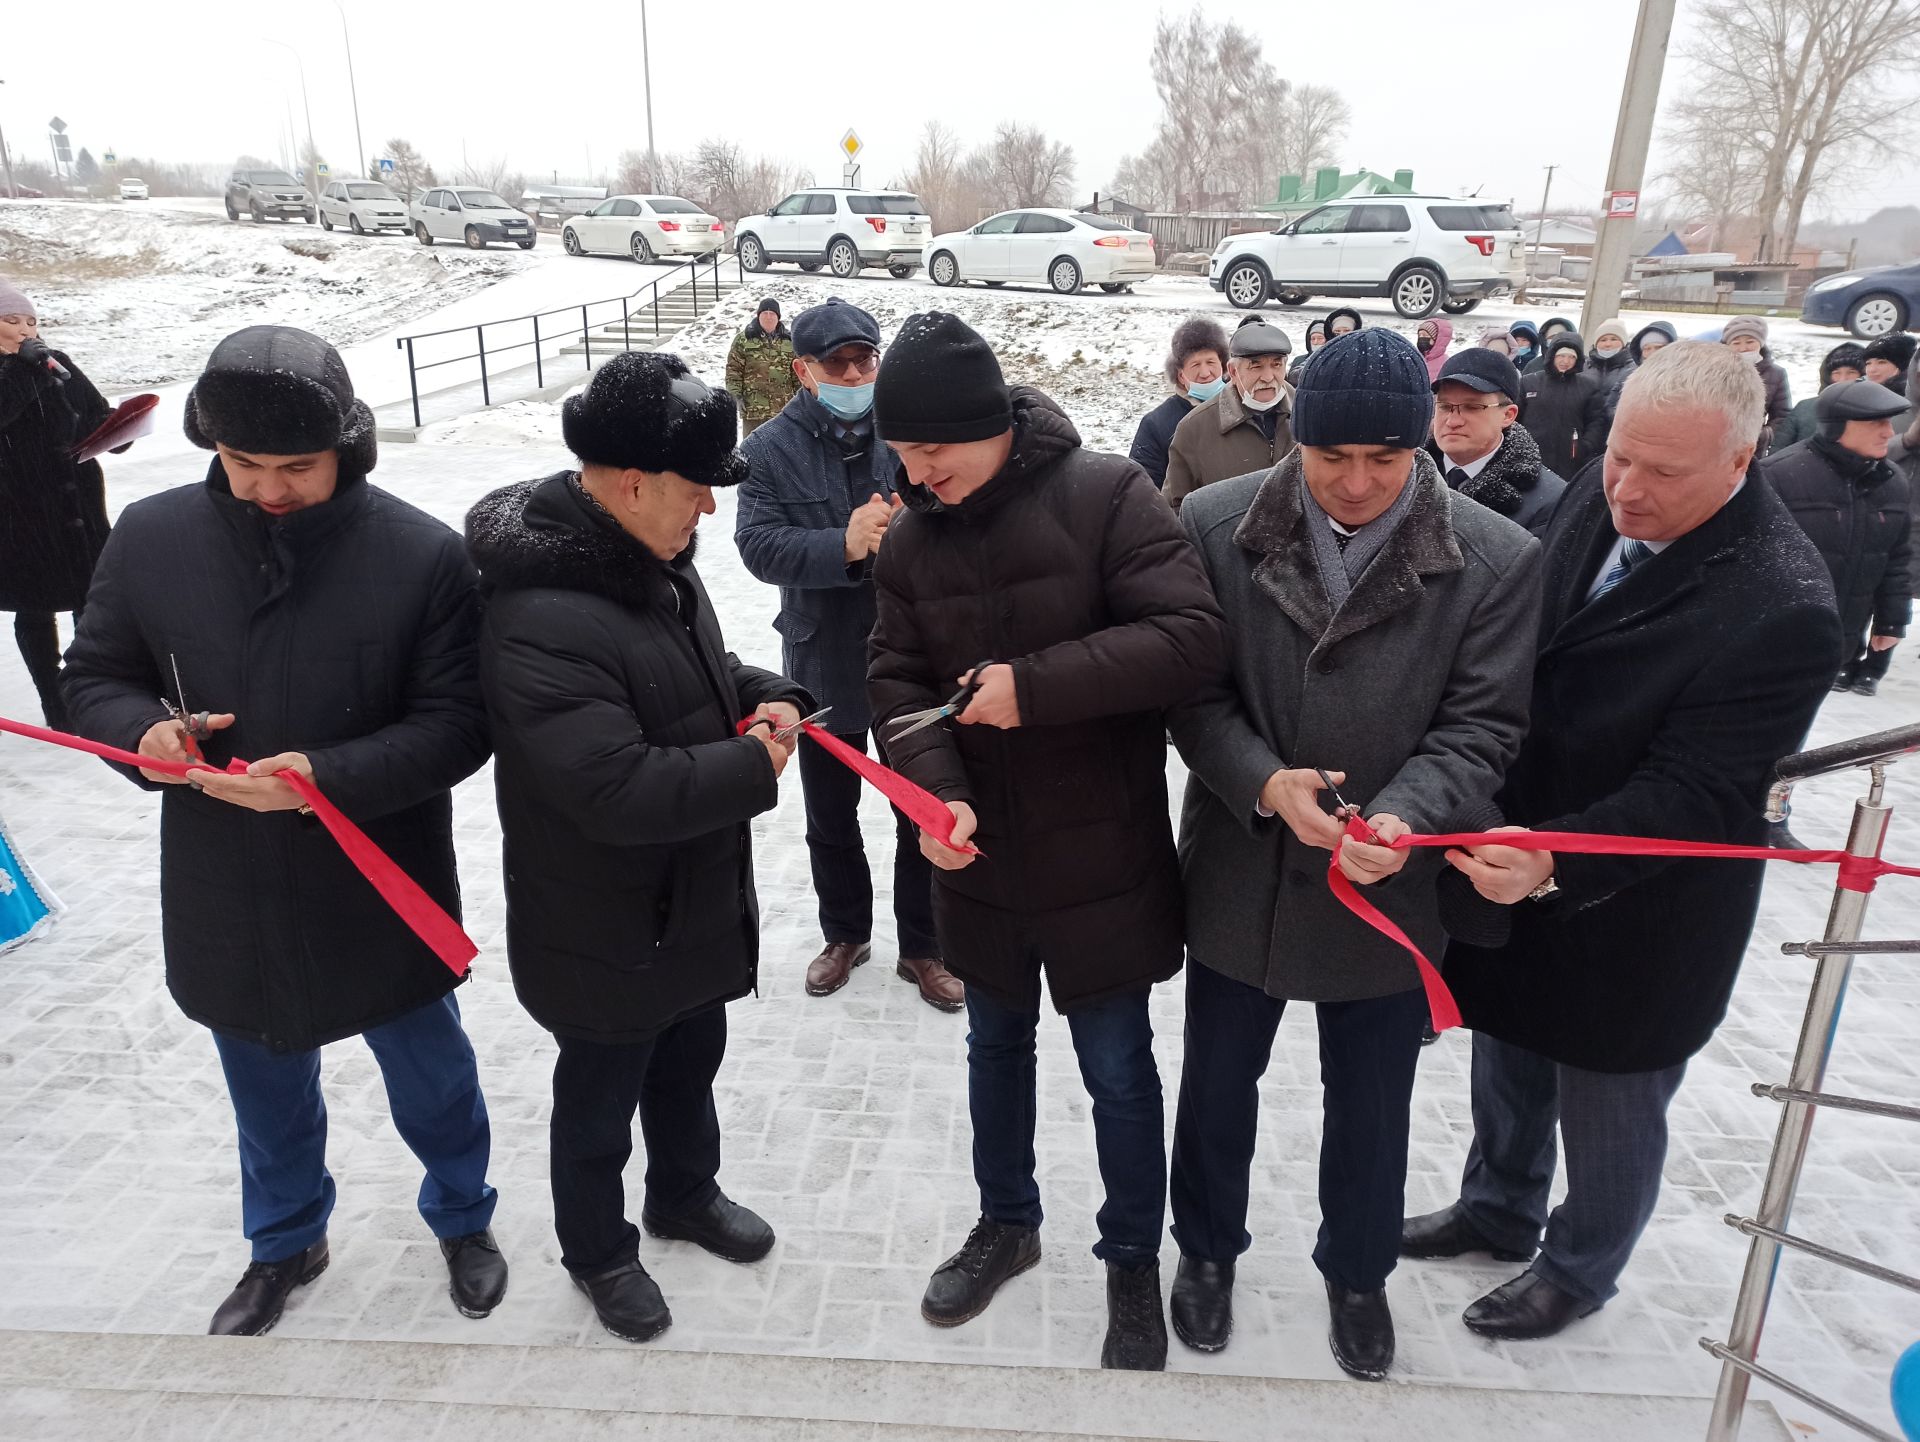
[391,249,745,428]
[1706,749,1912,1439]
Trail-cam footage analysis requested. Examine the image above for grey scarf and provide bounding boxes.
[1299,467,1420,612]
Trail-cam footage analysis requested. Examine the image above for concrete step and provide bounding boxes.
[0,1329,1795,1442]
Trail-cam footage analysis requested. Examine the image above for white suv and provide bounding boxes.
[1210,197,1525,319]
[734,189,931,279]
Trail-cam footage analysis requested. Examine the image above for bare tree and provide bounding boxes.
[1147,10,1289,208]
[983,122,1076,209]
[1277,84,1352,184]
[686,138,811,221]
[1105,152,1169,212]
[382,138,436,197]
[1677,0,1920,260]
[894,120,992,231]
[455,154,526,204]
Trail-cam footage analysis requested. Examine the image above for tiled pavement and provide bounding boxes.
[0,439,1915,1437]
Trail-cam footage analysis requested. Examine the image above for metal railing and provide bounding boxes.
[391,248,746,428]
[1704,723,1920,1442]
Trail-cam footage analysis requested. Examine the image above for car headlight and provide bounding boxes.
[1810,273,1859,294]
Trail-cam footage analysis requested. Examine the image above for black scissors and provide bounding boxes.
[887,661,995,741]
[1316,767,1380,845]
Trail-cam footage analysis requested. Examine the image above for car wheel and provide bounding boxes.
[320,212,333,231]
[828,237,860,279]
[224,199,238,220]
[798,260,822,272]
[1276,289,1309,306]
[303,212,315,224]
[416,222,434,247]
[930,251,960,287]
[985,280,1007,288]
[1846,292,1909,339]
[1049,256,1083,294]
[1392,265,1444,319]
[350,214,365,236]
[1223,260,1269,309]
[1099,282,1127,294]
[630,232,654,264]
[563,227,582,256]
[518,239,535,250]
[1441,297,1482,315]
[464,226,485,250]
[738,233,768,272]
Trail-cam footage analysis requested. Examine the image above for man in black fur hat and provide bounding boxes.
[62,324,505,1337]
[465,350,812,1345]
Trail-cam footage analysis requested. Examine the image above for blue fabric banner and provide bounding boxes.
[0,806,59,953]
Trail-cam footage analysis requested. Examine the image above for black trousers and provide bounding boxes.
[549,1004,727,1277]
[1839,638,1894,684]
[12,609,76,729]
[797,727,938,956]
[1170,960,1428,1292]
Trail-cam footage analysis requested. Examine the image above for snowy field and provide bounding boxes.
[2,207,1918,1435]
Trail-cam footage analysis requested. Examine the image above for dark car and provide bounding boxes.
[225,168,315,224]
[1800,260,1920,340]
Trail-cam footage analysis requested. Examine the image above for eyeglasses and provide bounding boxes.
[1435,400,1509,416]
[809,349,880,381]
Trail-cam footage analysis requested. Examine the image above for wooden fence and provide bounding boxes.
[1140,212,1278,256]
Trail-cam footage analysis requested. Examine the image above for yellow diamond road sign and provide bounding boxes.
[840,129,862,160]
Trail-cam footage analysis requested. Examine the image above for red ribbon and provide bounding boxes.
[0,715,477,976]
[1331,819,1920,1034]
[737,716,981,855]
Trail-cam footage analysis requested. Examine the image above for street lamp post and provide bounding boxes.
[262,38,319,186]
[330,0,366,178]
[641,0,655,164]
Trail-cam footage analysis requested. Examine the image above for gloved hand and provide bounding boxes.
[15,336,52,367]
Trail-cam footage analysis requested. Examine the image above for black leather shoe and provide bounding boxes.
[1326,1280,1394,1380]
[208,1239,330,1336]
[1832,673,1856,693]
[573,1258,672,1343]
[1851,677,1880,697]
[1169,1255,1234,1352]
[921,1216,1041,1327]
[642,1192,775,1264]
[440,1229,508,1318]
[1462,1268,1598,1339]
[1401,1203,1537,1263]
[1101,1261,1167,1371]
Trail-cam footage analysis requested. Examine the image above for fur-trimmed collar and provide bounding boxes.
[1232,447,1463,649]
[465,470,698,614]
[1428,424,1545,518]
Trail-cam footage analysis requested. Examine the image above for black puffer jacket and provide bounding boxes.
[868,388,1229,1013]
[1586,345,1635,416]
[63,461,489,1052]
[1764,435,1912,644]
[1520,318,1576,374]
[1128,394,1194,489]
[0,348,112,611]
[1754,349,1793,457]
[1521,335,1610,474]
[467,472,809,1044]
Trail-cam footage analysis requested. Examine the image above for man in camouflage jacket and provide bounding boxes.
[725,299,798,434]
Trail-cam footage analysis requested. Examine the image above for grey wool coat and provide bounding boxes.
[1169,447,1543,1002]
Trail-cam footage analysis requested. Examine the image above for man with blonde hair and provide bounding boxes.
[1403,341,1844,1340]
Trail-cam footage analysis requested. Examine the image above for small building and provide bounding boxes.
[1082,193,1149,223]
[520,184,607,220]
[1255,167,1417,222]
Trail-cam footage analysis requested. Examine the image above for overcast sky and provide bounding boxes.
[10,0,1918,221]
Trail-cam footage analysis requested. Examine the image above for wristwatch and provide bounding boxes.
[1526,875,1560,902]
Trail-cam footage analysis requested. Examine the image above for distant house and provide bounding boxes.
[1256,167,1418,222]
[520,184,607,220]
[1082,193,1149,223]
[1520,216,1599,256]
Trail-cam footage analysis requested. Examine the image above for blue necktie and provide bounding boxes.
[1591,539,1652,601]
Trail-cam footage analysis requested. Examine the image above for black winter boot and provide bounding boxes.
[208,1239,330,1336]
[1101,1260,1168,1370]
[921,1216,1040,1327]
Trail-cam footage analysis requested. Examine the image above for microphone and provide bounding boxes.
[18,339,69,383]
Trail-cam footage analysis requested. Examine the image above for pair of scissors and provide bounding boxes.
[887,661,995,741]
[764,707,832,746]
[162,652,214,765]
[1316,767,1380,845]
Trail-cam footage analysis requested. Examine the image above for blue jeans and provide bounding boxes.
[1459,1031,1687,1306]
[965,983,1165,1266]
[213,993,497,1263]
[1170,960,1428,1291]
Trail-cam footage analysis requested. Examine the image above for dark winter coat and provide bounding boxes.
[1520,319,1576,375]
[1170,449,1540,1003]
[724,319,798,425]
[1509,322,1541,375]
[1128,394,1195,489]
[1586,345,1635,416]
[1521,337,1610,474]
[1164,382,1296,510]
[735,388,902,732]
[0,348,112,612]
[867,388,1229,1013]
[1754,350,1793,457]
[1627,321,1676,365]
[468,473,808,1044]
[61,461,490,1053]
[1444,465,1845,1073]
[1764,435,1912,645]
[1427,422,1567,535]
[1773,342,1862,452]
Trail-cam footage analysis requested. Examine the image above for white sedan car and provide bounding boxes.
[563,195,725,263]
[118,178,149,201]
[318,179,410,235]
[925,209,1157,293]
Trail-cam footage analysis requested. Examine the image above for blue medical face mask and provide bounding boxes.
[815,380,875,420]
[1186,376,1227,403]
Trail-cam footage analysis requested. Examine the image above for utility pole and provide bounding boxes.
[331,0,366,178]
[0,79,15,201]
[1519,165,1555,304]
[1580,0,1680,337]
[641,0,656,163]
[262,39,319,184]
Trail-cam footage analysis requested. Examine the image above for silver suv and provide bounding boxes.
[1210,197,1525,319]
[225,168,315,224]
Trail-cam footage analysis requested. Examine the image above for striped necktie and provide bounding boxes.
[1591,538,1653,602]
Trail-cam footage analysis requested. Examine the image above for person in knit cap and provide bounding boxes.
[62,325,506,1337]
[1718,315,1792,453]
[1585,317,1635,414]
[1775,341,1866,450]
[1166,327,1541,1379]
[1477,326,1517,359]
[1415,316,1454,383]
[867,311,1229,1372]
[465,350,811,1347]
[724,297,797,435]
[1164,316,1296,509]
[0,279,114,729]
[1130,315,1230,488]
[1521,316,1575,374]
[1862,332,1916,394]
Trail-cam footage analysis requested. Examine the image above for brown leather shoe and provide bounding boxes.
[897,956,965,1012]
[805,942,871,996]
